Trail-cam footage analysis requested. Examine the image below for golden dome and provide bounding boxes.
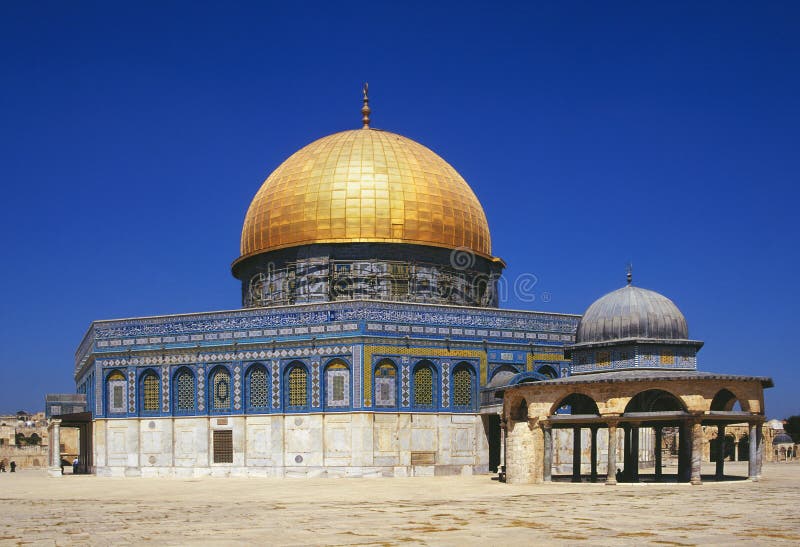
[237,128,493,263]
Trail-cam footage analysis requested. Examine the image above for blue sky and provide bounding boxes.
[1,1,797,418]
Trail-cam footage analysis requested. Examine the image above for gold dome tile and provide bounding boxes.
[236,128,493,264]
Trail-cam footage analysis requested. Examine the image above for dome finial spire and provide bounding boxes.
[361,82,371,129]
[626,263,633,285]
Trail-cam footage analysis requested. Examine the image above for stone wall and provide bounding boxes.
[93,412,488,478]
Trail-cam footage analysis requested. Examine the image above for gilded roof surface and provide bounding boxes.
[238,128,492,262]
[576,285,689,344]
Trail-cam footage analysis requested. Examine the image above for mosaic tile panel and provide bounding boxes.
[233,365,242,410]
[161,365,170,412]
[271,361,280,409]
[441,361,450,408]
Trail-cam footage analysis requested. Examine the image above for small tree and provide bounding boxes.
[784,415,800,444]
[27,433,41,446]
[14,432,26,446]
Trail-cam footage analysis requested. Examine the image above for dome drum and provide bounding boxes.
[234,125,503,309]
[234,242,504,308]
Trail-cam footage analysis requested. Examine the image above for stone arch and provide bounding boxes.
[710,388,750,412]
[490,365,519,380]
[510,371,550,385]
[510,397,529,421]
[550,393,600,416]
[624,388,687,413]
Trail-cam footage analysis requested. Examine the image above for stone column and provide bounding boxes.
[630,422,640,483]
[542,423,552,482]
[622,424,631,481]
[47,419,62,478]
[748,422,758,480]
[654,426,663,482]
[678,422,691,482]
[499,417,507,481]
[731,436,738,462]
[606,422,617,485]
[756,422,764,479]
[572,426,582,483]
[590,426,599,483]
[715,424,725,480]
[690,419,703,485]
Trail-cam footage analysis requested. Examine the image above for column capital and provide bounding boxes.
[687,416,703,427]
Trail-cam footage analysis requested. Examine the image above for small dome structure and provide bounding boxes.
[773,433,794,445]
[576,284,689,344]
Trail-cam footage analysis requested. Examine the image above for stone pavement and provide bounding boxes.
[0,462,797,545]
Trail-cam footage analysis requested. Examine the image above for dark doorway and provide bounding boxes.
[483,414,501,472]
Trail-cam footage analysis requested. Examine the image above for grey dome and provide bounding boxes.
[773,433,794,445]
[576,285,689,344]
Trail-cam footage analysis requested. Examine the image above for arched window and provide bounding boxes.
[324,360,350,409]
[286,364,308,409]
[107,370,126,414]
[141,371,160,413]
[247,364,269,410]
[413,361,437,409]
[174,368,195,412]
[374,359,398,408]
[536,365,558,379]
[451,363,475,410]
[210,367,231,411]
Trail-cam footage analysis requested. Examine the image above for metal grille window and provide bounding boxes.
[452,367,473,408]
[332,263,353,299]
[212,368,231,409]
[176,370,194,411]
[389,263,409,299]
[374,361,397,407]
[288,366,307,407]
[414,366,434,407]
[249,366,268,408]
[143,373,160,412]
[213,430,233,463]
